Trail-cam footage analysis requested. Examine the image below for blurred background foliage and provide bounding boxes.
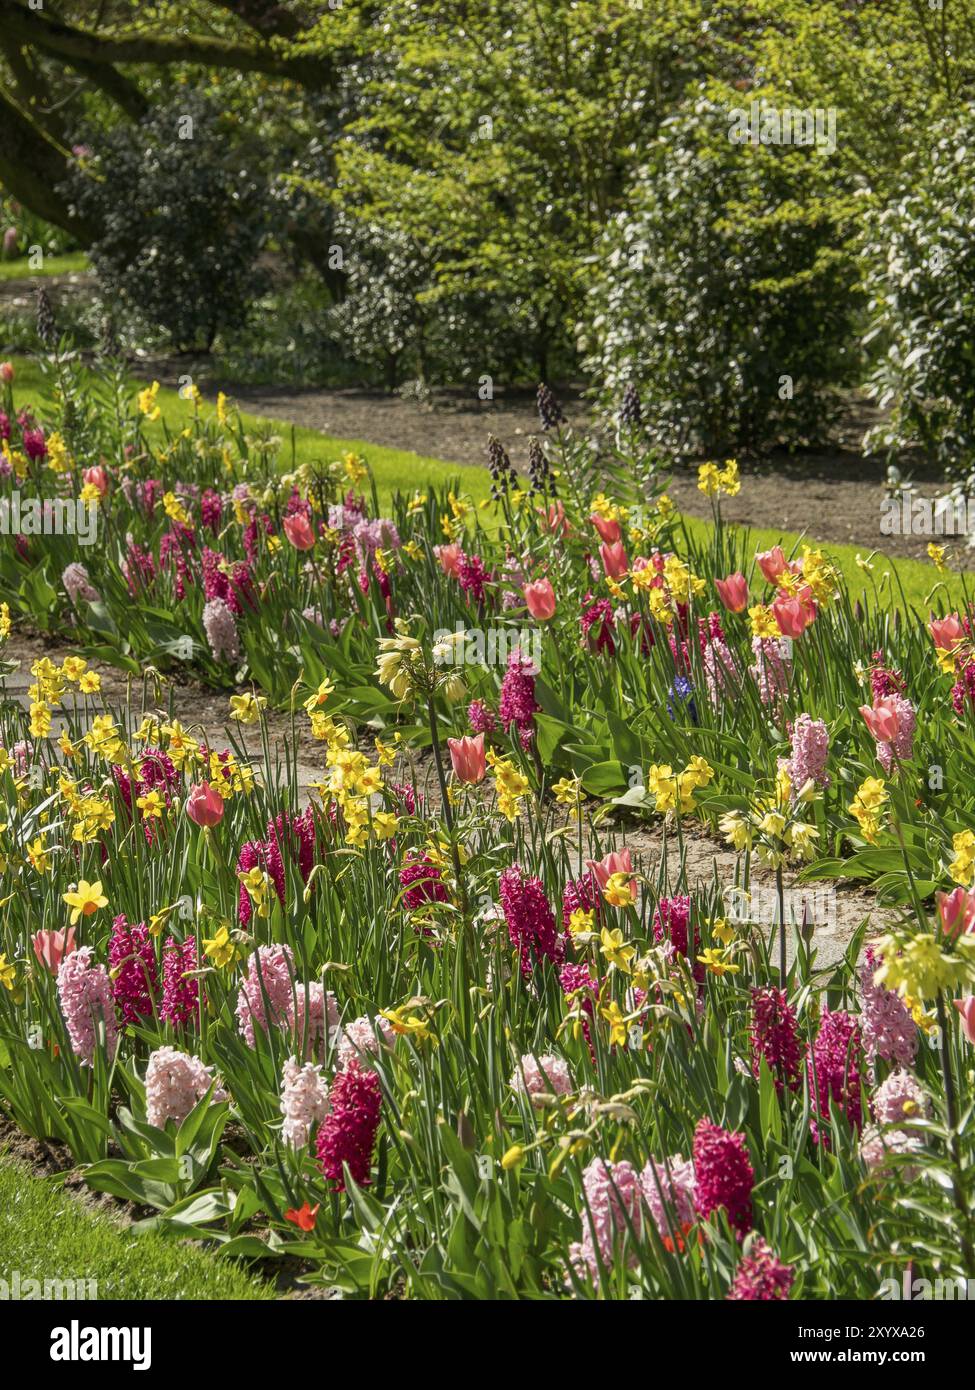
[1,0,975,459]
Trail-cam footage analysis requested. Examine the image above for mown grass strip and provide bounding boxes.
[8,352,968,614]
[0,1154,274,1300]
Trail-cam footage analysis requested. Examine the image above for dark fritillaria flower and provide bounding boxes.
[536,381,566,431]
[36,287,57,347]
[527,435,556,496]
[619,383,643,429]
[486,434,516,498]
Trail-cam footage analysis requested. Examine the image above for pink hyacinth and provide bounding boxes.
[786,714,830,796]
[808,1009,864,1141]
[145,1045,226,1129]
[316,1060,382,1190]
[703,634,740,704]
[280,1056,330,1149]
[108,914,158,1024]
[562,872,599,938]
[859,948,918,1070]
[641,1154,696,1240]
[727,1238,795,1300]
[62,562,101,606]
[292,981,340,1062]
[236,944,297,1045]
[749,636,791,706]
[499,863,563,978]
[160,937,202,1029]
[876,695,915,774]
[510,1053,573,1103]
[750,987,802,1093]
[872,1069,929,1128]
[57,947,118,1065]
[860,1124,923,1176]
[568,1158,643,1283]
[337,1015,395,1068]
[202,597,240,663]
[692,1117,754,1237]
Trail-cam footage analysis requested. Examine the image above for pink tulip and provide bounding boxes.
[772,594,813,639]
[435,543,463,577]
[82,465,109,498]
[186,781,225,828]
[586,849,637,902]
[715,572,749,613]
[447,733,486,783]
[929,613,965,651]
[0,361,13,385]
[32,927,76,974]
[757,546,789,586]
[538,501,568,537]
[954,997,975,1045]
[859,697,903,745]
[590,513,621,545]
[936,887,975,941]
[523,578,556,620]
[283,513,316,551]
[599,541,628,579]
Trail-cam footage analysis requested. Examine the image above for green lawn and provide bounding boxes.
[5,350,968,614]
[0,1155,273,1300]
[0,252,90,283]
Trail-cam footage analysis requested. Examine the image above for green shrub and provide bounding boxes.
[66,96,271,353]
[862,108,975,481]
[582,92,861,455]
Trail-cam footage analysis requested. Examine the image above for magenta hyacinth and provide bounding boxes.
[750,987,802,1093]
[808,1009,864,1141]
[160,937,202,1028]
[692,1117,754,1238]
[108,914,158,1024]
[499,649,539,747]
[499,864,563,978]
[399,853,449,912]
[652,895,702,982]
[727,1238,795,1300]
[316,1060,382,1190]
[57,947,118,1065]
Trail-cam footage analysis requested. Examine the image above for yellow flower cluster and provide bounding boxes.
[848,776,888,845]
[486,748,531,821]
[950,830,975,887]
[646,756,714,814]
[697,459,740,498]
[874,930,975,1001]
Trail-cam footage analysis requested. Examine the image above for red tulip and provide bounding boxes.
[936,887,975,940]
[772,594,813,639]
[599,541,628,579]
[447,733,486,784]
[859,697,902,745]
[929,613,965,652]
[590,513,621,545]
[715,572,749,613]
[523,578,556,620]
[538,501,568,537]
[283,513,316,551]
[32,927,76,974]
[186,781,225,828]
[82,465,109,498]
[434,543,463,577]
[954,997,975,1045]
[284,1202,320,1231]
[586,849,637,901]
[757,546,789,586]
